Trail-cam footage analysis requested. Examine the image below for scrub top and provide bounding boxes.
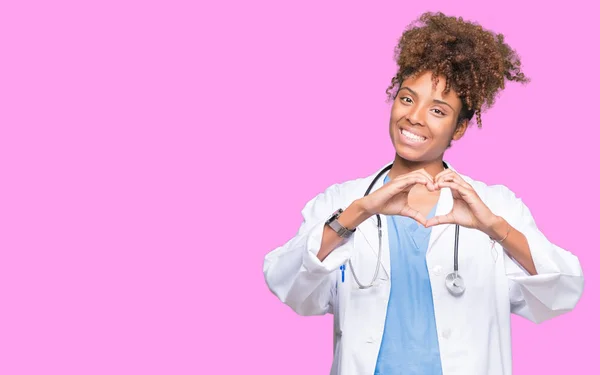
[373,174,443,375]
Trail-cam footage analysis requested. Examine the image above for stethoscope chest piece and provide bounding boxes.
[445,271,466,297]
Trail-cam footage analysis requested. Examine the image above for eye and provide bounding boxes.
[432,108,446,116]
[400,97,413,104]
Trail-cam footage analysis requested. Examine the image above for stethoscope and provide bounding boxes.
[347,161,466,296]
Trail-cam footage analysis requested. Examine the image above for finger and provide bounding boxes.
[400,206,428,226]
[436,173,472,191]
[413,171,437,191]
[393,168,434,183]
[392,175,431,191]
[425,213,455,227]
[434,168,454,183]
[447,173,470,189]
[416,173,437,191]
[410,169,437,190]
[437,180,473,198]
[434,169,466,185]
[437,176,470,191]
[415,169,435,183]
[435,169,459,185]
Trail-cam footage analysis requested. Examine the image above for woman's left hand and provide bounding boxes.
[424,170,499,232]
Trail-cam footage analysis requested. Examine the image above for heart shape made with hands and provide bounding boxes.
[414,170,494,230]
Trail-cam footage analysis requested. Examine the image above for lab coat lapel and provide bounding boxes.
[359,210,391,279]
[427,161,458,254]
[426,185,454,254]
[356,164,392,279]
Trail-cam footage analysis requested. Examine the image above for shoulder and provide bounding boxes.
[307,174,372,208]
[460,173,516,200]
[458,172,526,218]
[301,167,383,217]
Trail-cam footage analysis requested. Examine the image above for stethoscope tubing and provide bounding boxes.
[348,161,464,296]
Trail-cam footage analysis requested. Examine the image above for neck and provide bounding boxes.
[387,153,446,181]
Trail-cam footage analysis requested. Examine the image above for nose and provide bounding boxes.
[406,106,426,126]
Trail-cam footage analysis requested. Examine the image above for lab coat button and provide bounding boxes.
[366,336,375,343]
[432,265,442,276]
[442,329,452,339]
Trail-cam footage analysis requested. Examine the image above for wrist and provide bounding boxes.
[483,215,509,241]
[338,199,372,230]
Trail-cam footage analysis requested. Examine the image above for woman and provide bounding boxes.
[262,12,583,375]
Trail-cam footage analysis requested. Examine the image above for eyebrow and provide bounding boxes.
[398,86,456,113]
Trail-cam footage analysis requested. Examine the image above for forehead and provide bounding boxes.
[401,71,460,101]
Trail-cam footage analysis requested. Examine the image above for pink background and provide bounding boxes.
[0,0,597,373]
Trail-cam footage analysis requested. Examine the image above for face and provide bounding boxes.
[389,71,467,163]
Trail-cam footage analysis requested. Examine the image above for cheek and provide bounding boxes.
[431,121,458,142]
[391,102,407,118]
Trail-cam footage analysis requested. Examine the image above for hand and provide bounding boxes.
[358,169,437,226]
[424,170,499,232]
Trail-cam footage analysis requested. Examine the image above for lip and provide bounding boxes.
[399,127,428,145]
[399,127,427,139]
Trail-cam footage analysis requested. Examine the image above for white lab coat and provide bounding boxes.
[263,162,584,375]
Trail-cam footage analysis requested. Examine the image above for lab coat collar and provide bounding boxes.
[359,161,457,276]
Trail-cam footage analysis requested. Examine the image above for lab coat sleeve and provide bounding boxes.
[497,186,584,323]
[263,183,356,316]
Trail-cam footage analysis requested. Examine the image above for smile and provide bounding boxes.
[400,128,427,143]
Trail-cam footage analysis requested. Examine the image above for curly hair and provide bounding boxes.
[386,12,530,128]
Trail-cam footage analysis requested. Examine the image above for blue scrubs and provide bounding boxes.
[373,174,443,375]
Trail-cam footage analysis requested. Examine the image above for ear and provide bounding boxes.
[452,119,468,141]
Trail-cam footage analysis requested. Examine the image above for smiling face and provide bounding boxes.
[389,71,468,164]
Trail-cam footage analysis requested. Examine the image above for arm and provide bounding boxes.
[264,169,434,315]
[495,187,584,323]
[483,216,537,275]
[263,184,368,316]
[317,201,371,261]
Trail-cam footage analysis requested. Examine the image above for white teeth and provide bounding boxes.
[401,129,426,142]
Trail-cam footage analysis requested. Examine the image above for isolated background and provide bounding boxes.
[0,0,597,373]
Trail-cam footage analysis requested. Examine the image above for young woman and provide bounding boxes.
[262,12,583,375]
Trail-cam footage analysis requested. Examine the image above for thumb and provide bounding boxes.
[425,213,455,228]
[402,209,427,227]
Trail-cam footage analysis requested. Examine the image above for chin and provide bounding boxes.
[393,145,426,162]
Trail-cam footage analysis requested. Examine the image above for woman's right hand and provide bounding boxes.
[358,169,436,226]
